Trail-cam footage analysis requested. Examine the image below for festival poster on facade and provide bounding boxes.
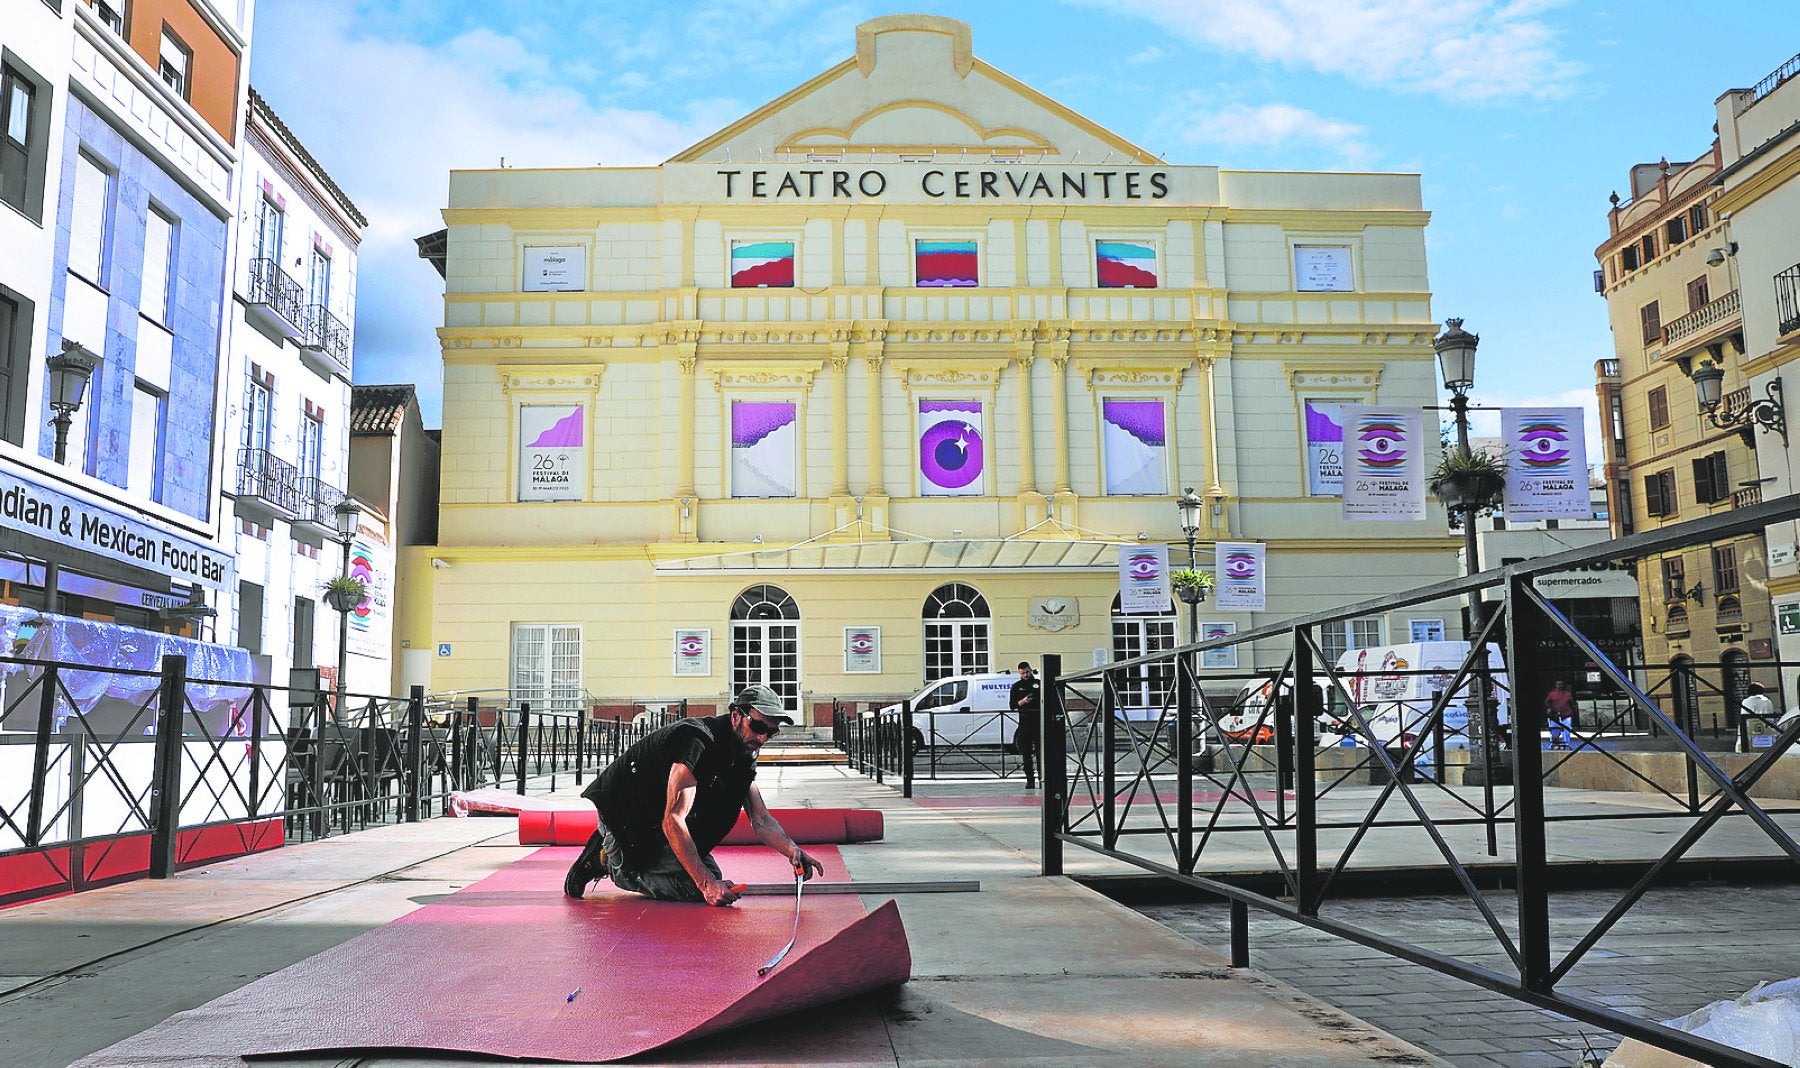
[1200,621,1238,669]
[1101,398,1167,495]
[918,399,984,496]
[1305,400,1344,495]
[345,538,391,659]
[517,403,584,502]
[1118,543,1172,615]
[844,626,881,673]
[729,240,795,288]
[673,629,711,676]
[1339,406,1425,520]
[1213,541,1266,611]
[731,400,797,497]
[1501,407,1591,520]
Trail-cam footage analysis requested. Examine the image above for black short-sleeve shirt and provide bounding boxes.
[582,715,756,864]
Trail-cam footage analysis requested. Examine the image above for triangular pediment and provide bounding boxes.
[667,15,1158,165]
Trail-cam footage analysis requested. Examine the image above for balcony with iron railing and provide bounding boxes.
[1662,288,1740,351]
[294,475,348,534]
[235,448,305,518]
[1777,263,1800,339]
[245,258,307,340]
[299,305,352,379]
[1736,50,1800,115]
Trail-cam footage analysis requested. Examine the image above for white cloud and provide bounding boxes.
[249,3,728,422]
[1074,0,1580,102]
[1175,102,1373,168]
[1126,45,1167,66]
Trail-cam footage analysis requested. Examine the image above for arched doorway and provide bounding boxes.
[730,585,800,716]
[1669,654,1698,735]
[923,583,990,682]
[1721,648,1750,729]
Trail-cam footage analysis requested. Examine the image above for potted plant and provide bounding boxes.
[1170,567,1214,605]
[1429,446,1508,511]
[323,575,367,613]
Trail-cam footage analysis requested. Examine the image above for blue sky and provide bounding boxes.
[250,0,1800,447]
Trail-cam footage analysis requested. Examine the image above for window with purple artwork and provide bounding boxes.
[914,239,978,288]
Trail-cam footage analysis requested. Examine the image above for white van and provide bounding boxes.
[880,672,1021,747]
[1221,642,1508,749]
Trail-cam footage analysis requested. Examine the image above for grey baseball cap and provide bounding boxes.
[733,684,794,724]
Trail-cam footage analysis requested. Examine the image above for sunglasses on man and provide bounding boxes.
[739,709,781,736]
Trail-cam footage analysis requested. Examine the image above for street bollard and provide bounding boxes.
[148,654,188,879]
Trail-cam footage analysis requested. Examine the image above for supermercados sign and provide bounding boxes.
[0,468,230,589]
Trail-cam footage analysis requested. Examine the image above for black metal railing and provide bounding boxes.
[246,258,306,331]
[235,447,304,516]
[1776,262,1800,338]
[1737,50,1800,115]
[293,475,345,529]
[301,304,351,372]
[1027,495,1800,1068]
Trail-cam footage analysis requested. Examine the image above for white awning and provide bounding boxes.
[654,538,1132,575]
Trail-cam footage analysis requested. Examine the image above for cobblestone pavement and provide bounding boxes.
[1137,883,1800,1067]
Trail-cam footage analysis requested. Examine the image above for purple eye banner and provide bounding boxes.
[1502,407,1590,520]
[1214,541,1266,611]
[1118,543,1172,615]
[1339,405,1425,521]
[918,399,984,496]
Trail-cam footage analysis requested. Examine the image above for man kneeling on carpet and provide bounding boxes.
[564,684,825,905]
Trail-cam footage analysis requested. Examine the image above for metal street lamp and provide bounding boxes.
[1692,359,1787,445]
[1434,318,1492,770]
[47,339,100,465]
[331,497,363,725]
[1176,487,1206,644]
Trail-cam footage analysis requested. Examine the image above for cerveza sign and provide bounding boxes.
[0,468,230,590]
[716,167,1172,201]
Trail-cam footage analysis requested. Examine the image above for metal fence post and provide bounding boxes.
[1041,654,1066,876]
[449,706,463,791]
[27,665,59,849]
[405,686,424,822]
[248,687,265,818]
[1177,650,1194,874]
[1293,627,1318,916]
[872,701,885,785]
[311,692,329,838]
[1101,673,1117,850]
[902,699,915,799]
[516,702,531,795]
[149,654,188,879]
[575,708,587,784]
[1504,572,1552,993]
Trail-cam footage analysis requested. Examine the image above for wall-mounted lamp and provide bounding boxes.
[1206,485,1229,516]
[430,557,452,570]
[1705,242,1739,267]
[1137,531,1149,541]
[752,534,763,544]
[1668,581,1706,607]
[1691,360,1787,445]
[679,497,691,520]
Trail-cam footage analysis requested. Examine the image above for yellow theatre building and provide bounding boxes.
[408,15,1463,724]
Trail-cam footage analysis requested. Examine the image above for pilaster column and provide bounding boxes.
[1197,352,1230,538]
[862,329,890,535]
[1047,333,1079,529]
[670,328,700,542]
[830,340,852,496]
[1013,324,1049,530]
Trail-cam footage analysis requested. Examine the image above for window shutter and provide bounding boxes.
[1640,301,1661,345]
[1644,473,1664,516]
[1692,457,1711,503]
[70,153,109,283]
[1712,453,1729,503]
[141,211,173,323]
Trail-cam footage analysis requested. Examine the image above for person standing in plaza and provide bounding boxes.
[563,684,824,904]
[1010,661,1042,790]
[1544,680,1579,750]
[1738,682,1776,752]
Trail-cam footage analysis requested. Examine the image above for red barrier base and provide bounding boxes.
[518,805,884,846]
[76,845,910,1065]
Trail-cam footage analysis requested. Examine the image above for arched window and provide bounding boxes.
[730,585,800,715]
[922,583,990,682]
[1665,605,1690,637]
[1669,654,1698,732]
[1111,593,1177,718]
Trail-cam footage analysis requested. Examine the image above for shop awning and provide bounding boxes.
[654,538,1132,575]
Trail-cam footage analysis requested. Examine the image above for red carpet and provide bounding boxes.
[518,805,884,845]
[75,845,909,1065]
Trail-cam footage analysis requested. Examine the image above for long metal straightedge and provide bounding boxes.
[736,879,980,895]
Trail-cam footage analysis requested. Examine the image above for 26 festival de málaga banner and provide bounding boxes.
[1118,543,1172,614]
[1339,405,1426,521]
[1305,400,1344,495]
[731,400,797,497]
[918,399,985,496]
[1501,407,1591,521]
[1213,541,1266,611]
[517,403,584,502]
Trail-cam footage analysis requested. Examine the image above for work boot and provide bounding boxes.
[563,830,607,899]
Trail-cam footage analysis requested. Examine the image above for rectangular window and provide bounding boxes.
[298,410,323,484]
[94,0,125,33]
[729,240,794,288]
[1689,203,1708,233]
[69,151,111,285]
[1714,545,1740,595]
[127,382,165,500]
[1320,616,1383,665]
[243,375,272,453]
[510,624,582,717]
[292,596,314,669]
[1647,385,1669,430]
[914,239,978,288]
[1096,239,1158,288]
[1644,469,1675,517]
[254,196,283,264]
[1687,275,1709,313]
[1609,393,1626,459]
[1665,216,1687,246]
[237,580,263,656]
[1662,556,1686,602]
[2,58,53,221]
[1620,245,1639,272]
[141,207,175,325]
[1640,234,1657,263]
[308,246,331,309]
[1640,300,1661,346]
[1615,481,1634,536]
[1101,397,1167,494]
[0,286,29,445]
[1693,451,1728,504]
[729,399,796,497]
[158,26,190,98]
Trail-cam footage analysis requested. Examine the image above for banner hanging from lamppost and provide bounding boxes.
[1213,541,1266,611]
[1501,407,1591,520]
[1118,543,1172,614]
[1340,406,1426,520]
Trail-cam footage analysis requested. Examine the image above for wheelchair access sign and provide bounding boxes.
[438,643,453,657]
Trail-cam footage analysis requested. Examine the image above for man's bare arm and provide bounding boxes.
[744,782,824,880]
[663,764,739,905]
